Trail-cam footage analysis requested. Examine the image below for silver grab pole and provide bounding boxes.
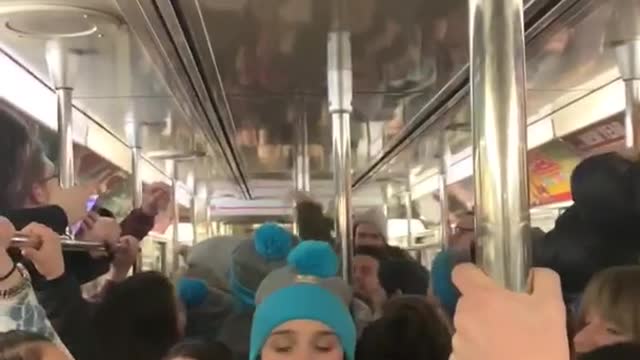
[470,0,531,291]
[205,196,213,238]
[11,234,106,252]
[45,41,77,189]
[292,104,311,236]
[438,132,450,250]
[168,160,180,274]
[131,147,143,209]
[606,0,640,150]
[327,0,353,282]
[294,105,311,193]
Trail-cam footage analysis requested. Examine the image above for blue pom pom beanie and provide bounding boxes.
[177,277,209,309]
[250,241,356,359]
[228,223,294,308]
[431,249,460,317]
[250,284,356,360]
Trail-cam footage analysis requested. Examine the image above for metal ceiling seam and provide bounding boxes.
[352,68,468,189]
[352,0,582,190]
[114,0,248,197]
[154,0,251,198]
[142,0,250,198]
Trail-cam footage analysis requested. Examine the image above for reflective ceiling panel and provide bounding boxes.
[526,0,619,123]
[0,0,235,188]
[359,0,626,198]
[173,0,469,184]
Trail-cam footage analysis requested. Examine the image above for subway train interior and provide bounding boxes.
[1,0,640,359]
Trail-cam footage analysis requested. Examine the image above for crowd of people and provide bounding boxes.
[1,98,640,360]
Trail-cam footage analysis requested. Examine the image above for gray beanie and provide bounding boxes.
[353,207,388,242]
[255,240,352,307]
[186,235,245,292]
[229,222,294,307]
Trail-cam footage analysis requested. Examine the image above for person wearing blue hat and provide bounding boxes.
[218,222,295,360]
[250,241,357,360]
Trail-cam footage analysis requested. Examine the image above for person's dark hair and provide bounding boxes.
[95,207,115,219]
[164,340,232,360]
[356,295,452,360]
[0,330,52,360]
[296,200,334,245]
[378,259,429,297]
[354,245,391,263]
[570,152,634,229]
[0,102,36,210]
[578,342,640,360]
[534,205,640,300]
[94,271,180,360]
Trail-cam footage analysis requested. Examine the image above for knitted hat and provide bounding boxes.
[229,223,294,308]
[256,241,352,306]
[353,207,388,242]
[177,277,209,309]
[430,249,459,318]
[250,241,356,360]
[186,235,245,292]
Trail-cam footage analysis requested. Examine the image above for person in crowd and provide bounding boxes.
[292,191,334,245]
[573,266,640,354]
[535,153,640,309]
[0,330,71,360]
[353,207,411,259]
[355,295,452,360]
[451,263,570,360]
[250,240,357,360]
[0,217,71,357]
[0,103,168,285]
[34,232,139,360]
[0,101,33,211]
[217,222,295,360]
[164,340,232,360]
[92,271,184,360]
[579,342,640,360]
[428,212,474,318]
[177,277,233,341]
[185,235,246,293]
[430,248,459,318]
[352,246,389,317]
[378,258,429,298]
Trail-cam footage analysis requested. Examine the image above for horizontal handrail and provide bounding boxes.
[10,234,106,252]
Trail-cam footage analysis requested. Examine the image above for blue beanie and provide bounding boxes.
[250,241,356,360]
[250,284,356,360]
[228,223,294,308]
[430,249,460,318]
[177,278,209,309]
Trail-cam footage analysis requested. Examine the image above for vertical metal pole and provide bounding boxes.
[131,147,143,208]
[190,193,197,245]
[169,160,180,274]
[45,41,76,189]
[606,0,640,150]
[438,132,450,249]
[293,103,310,236]
[294,104,311,192]
[404,190,412,248]
[205,203,212,238]
[56,89,74,188]
[129,122,143,273]
[328,1,353,282]
[470,0,531,291]
[624,80,640,149]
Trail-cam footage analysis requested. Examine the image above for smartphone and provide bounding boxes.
[70,195,100,236]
